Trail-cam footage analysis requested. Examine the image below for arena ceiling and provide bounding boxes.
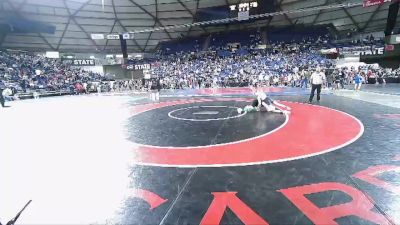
[0,0,396,53]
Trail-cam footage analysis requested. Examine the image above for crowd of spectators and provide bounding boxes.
[1,32,399,101]
[0,51,112,97]
[156,30,400,89]
[329,65,400,89]
[151,38,335,89]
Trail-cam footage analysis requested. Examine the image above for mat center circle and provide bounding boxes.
[168,106,246,122]
[128,101,286,147]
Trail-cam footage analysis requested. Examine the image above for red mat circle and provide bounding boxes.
[130,98,363,167]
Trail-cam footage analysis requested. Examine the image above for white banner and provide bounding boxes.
[340,46,384,56]
[320,48,338,54]
[106,34,120,40]
[45,51,59,59]
[91,34,104,40]
[126,64,151,70]
[122,33,134,40]
[238,10,249,21]
[62,59,96,66]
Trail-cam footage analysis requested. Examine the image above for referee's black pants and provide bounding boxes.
[0,92,5,107]
[309,84,322,102]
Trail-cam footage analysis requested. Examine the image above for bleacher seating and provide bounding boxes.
[1,25,397,99]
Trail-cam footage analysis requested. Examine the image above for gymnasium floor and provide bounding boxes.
[345,83,400,95]
[1,86,400,225]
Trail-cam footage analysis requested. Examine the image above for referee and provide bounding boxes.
[0,81,5,108]
[309,68,326,103]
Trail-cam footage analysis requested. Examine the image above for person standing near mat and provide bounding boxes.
[354,72,363,91]
[0,81,6,108]
[155,78,161,101]
[0,88,5,108]
[309,68,326,103]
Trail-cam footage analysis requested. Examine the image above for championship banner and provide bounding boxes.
[62,59,96,66]
[363,0,391,7]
